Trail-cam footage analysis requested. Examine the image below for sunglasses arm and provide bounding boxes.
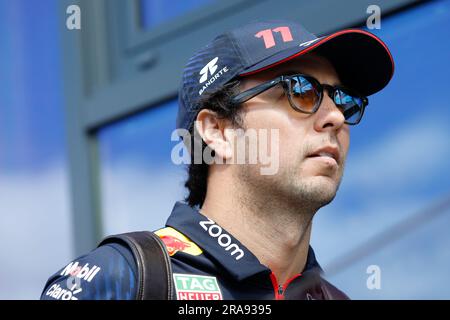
[230,78,282,105]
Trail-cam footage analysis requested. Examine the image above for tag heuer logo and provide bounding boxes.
[199,57,219,83]
[173,273,223,300]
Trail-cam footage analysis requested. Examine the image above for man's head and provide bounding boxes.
[178,20,394,209]
[195,53,348,212]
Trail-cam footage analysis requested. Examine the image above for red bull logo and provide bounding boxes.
[155,227,203,256]
[161,235,192,256]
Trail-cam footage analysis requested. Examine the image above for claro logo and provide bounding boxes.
[199,218,244,261]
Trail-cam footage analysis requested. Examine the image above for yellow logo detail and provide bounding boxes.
[155,227,203,256]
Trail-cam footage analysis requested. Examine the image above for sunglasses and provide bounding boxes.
[231,74,369,125]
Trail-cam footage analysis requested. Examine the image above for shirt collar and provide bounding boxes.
[166,201,322,281]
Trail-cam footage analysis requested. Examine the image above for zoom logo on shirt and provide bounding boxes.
[199,218,244,260]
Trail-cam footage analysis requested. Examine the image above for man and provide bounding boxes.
[41,20,393,300]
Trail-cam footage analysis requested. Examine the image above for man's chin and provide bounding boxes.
[294,176,339,207]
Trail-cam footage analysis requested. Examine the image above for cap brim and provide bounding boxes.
[239,29,394,97]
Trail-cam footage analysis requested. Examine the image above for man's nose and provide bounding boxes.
[313,92,346,131]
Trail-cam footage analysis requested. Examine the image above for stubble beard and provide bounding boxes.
[237,158,345,216]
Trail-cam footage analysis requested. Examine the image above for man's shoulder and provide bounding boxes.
[319,277,350,300]
[40,242,138,300]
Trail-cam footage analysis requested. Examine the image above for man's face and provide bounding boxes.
[236,53,350,211]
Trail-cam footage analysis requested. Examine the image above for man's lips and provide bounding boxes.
[306,145,340,165]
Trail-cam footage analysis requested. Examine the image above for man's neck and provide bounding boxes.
[200,176,315,285]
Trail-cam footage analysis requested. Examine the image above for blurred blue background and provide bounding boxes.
[1,0,449,299]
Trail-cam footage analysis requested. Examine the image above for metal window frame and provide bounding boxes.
[121,0,261,53]
[59,0,423,255]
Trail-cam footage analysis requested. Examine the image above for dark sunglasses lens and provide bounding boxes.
[334,89,363,124]
[290,76,320,112]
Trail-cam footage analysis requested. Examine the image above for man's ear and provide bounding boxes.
[195,109,233,161]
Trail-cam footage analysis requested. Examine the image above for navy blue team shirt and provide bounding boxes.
[41,201,340,300]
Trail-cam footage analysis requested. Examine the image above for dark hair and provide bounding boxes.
[184,80,243,208]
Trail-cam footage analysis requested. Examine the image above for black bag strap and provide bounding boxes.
[98,231,173,300]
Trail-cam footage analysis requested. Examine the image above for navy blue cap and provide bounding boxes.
[177,19,394,131]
